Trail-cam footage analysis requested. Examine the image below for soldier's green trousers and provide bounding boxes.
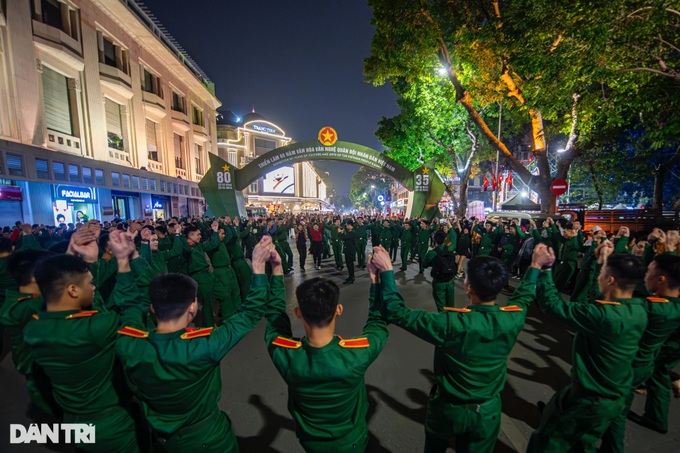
[431,280,456,312]
[277,240,294,272]
[332,240,343,268]
[299,422,368,453]
[553,260,577,293]
[399,242,409,270]
[641,340,680,432]
[424,393,501,453]
[527,385,626,453]
[191,271,215,327]
[418,244,429,272]
[410,240,418,260]
[231,257,252,304]
[600,362,654,453]
[65,406,139,453]
[389,240,399,261]
[212,266,241,320]
[357,239,367,267]
[155,410,237,453]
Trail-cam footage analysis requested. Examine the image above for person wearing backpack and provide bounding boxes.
[425,230,458,311]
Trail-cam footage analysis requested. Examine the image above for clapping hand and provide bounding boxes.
[531,243,555,269]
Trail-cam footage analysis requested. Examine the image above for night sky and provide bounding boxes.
[138,0,400,195]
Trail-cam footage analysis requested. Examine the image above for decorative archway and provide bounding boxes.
[199,127,445,218]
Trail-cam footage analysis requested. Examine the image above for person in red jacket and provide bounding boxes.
[308,222,324,270]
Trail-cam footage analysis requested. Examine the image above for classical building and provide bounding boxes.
[217,111,328,214]
[0,0,220,225]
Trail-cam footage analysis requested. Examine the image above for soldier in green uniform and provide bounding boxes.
[375,245,537,452]
[115,235,273,452]
[409,217,420,259]
[339,220,357,284]
[178,223,220,326]
[327,218,344,270]
[527,246,648,452]
[474,220,501,256]
[24,230,142,452]
[389,222,400,262]
[354,217,369,269]
[378,219,393,251]
[208,227,242,320]
[570,225,607,302]
[274,217,294,274]
[398,222,413,271]
[552,222,582,293]
[264,244,388,452]
[424,230,457,312]
[613,254,680,443]
[417,219,434,273]
[224,218,253,304]
[0,248,61,416]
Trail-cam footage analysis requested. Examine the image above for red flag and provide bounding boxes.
[491,173,498,191]
[506,172,513,187]
[483,175,489,192]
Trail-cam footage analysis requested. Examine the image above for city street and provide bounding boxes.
[1,249,679,452]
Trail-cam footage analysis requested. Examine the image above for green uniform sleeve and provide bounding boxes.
[139,243,152,264]
[381,270,449,346]
[614,237,630,253]
[265,275,292,344]
[506,267,539,309]
[514,224,529,239]
[363,281,389,360]
[423,249,437,268]
[208,273,270,362]
[113,270,146,327]
[203,230,221,252]
[537,270,604,334]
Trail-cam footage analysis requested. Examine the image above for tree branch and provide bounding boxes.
[619,67,680,81]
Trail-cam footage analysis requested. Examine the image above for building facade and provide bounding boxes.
[0,0,220,225]
[217,112,328,214]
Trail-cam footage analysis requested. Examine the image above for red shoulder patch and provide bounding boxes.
[339,337,370,348]
[595,300,621,306]
[117,326,149,338]
[647,296,670,303]
[500,305,524,312]
[271,336,302,349]
[180,327,213,340]
[65,310,99,319]
[444,307,472,313]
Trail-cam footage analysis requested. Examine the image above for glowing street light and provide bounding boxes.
[437,67,447,75]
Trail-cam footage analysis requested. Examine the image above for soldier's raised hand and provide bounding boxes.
[252,235,274,273]
[531,243,555,269]
[371,246,393,272]
[596,240,614,265]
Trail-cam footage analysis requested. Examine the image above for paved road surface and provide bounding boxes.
[1,250,679,452]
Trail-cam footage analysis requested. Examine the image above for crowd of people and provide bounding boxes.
[0,211,678,452]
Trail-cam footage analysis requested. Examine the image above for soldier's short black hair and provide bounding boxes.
[149,273,198,322]
[7,249,55,287]
[0,237,12,254]
[34,255,91,305]
[433,230,446,245]
[155,226,168,235]
[183,225,200,237]
[295,277,340,328]
[466,256,509,302]
[142,225,155,233]
[605,253,646,291]
[651,254,680,289]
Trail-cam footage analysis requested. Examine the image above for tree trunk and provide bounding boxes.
[652,145,680,211]
[589,160,604,209]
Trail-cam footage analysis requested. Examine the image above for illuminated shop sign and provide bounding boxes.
[0,185,23,201]
[55,185,95,203]
[152,198,165,209]
[250,123,278,134]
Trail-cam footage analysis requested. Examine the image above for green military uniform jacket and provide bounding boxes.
[382,268,536,407]
[0,290,43,375]
[115,273,270,436]
[537,270,648,398]
[635,296,680,367]
[23,271,141,415]
[265,274,388,450]
[178,233,220,275]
